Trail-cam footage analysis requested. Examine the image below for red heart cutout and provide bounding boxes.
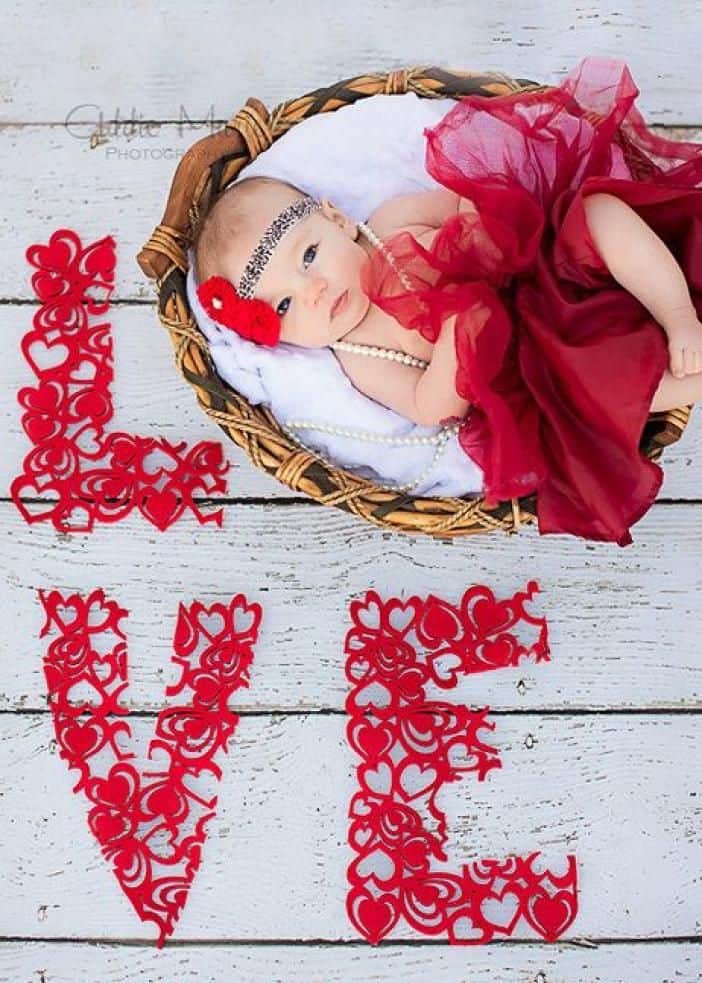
[66,357,99,384]
[24,442,76,480]
[19,380,63,415]
[62,719,105,758]
[349,892,400,944]
[32,270,69,301]
[345,586,576,947]
[472,595,513,635]
[418,595,462,641]
[40,588,262,946]
[138,487,184,531]
[526,889,577,940]
[191,601,229,642]
[88,766,139,810]
[11,475,63,523]
[26,231,79,273]
[15,227,232,534]
[141,778,189,823]
[71,424,103,458]
[25,414,64,444]
[91,808,135,845]
[479,885,522,934]
[68,387,111,424]
[24,336,72,376]
[354,720,394,760]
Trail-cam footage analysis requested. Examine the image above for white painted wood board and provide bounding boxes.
[1,1,701,978]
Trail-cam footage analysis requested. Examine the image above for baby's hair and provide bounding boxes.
[190,174,309,286]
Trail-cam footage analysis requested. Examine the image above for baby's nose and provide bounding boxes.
[305,274,327,307]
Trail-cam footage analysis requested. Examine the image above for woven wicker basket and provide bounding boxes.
[136,65,692,540]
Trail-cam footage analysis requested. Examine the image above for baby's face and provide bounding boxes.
[221,188,374,348]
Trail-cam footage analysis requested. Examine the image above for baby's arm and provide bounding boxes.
[414,315,472,425]
[335,197,493,426]
[583,192,702,378]
[336,334,470,428]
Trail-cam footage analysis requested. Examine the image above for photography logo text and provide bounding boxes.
[64,103,219,161]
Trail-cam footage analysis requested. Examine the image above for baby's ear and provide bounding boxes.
[321,197,353,230]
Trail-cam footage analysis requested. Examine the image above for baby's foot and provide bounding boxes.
[665,308,702,378]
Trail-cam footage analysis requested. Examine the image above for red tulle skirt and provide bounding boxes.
[360,56,702,547]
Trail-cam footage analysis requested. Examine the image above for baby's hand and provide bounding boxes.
[665,309,702,378]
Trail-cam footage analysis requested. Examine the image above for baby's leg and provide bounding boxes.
[650,368,702,413]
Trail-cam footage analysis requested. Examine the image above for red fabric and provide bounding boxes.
[344,582,579,945]
[360,57,702,546]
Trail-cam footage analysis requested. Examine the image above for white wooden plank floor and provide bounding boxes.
[1,3,701,981]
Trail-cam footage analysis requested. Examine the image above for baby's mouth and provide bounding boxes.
[331,289,349,318]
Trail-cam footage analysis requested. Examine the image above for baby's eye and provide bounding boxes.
[303,243,317,266]
[276,243,319,317]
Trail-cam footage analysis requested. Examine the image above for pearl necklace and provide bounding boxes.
[281,418,461,494]
[355,219,415,292]
[329,219,426,367]
[329,338,428,368]
[282,219,460,495]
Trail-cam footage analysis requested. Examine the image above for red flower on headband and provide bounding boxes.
[197,275,281,347]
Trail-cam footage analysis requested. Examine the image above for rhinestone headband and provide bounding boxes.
[237,194,322,299]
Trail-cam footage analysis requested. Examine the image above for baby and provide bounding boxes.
[192,174,702,428]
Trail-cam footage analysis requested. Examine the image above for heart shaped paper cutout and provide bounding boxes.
[14,227,231,533]
[38,586,262,946]
[344,583,579,945]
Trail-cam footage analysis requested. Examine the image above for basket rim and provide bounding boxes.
[136,64,692,540]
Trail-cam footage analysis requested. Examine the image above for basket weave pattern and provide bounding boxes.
[136,66,691,540]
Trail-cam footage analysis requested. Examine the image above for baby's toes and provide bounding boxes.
[670,347,685,378]
[685,348,702,376]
